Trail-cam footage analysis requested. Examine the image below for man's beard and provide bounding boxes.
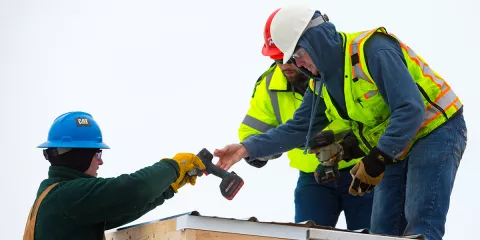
[287,72,309,86]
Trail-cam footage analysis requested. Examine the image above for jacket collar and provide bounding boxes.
[48,166,94,181]
[267,65,309,95]
[267,66,289,91]
[37,166,94,197]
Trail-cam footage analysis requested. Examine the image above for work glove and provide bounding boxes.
[339,133,367,161]
[163,153,206,193]
[245,153,282,168]
[349,147,393,196]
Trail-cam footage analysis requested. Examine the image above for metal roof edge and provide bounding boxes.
[174,214,425,240]
[176,214,308,239]
[108,210,426,240]
[308,228,426,240]
[115,210,198,231]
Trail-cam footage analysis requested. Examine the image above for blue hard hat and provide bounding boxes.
[37,111,110,149]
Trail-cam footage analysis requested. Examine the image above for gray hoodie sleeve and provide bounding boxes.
[241,88,330,160]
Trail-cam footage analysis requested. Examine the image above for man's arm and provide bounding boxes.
[238,77,283,166]
[105,189,175,229]
[58,160,180,225]
[364,33,425,158]
[241,88,330,160]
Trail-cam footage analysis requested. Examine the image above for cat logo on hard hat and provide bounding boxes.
[76,117,91,127]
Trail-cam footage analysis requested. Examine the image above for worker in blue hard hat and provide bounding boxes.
[23,111,206,240]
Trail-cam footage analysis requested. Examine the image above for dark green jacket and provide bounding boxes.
[31,159,179,240]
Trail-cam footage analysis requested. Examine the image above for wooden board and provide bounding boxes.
[193,229,288,239]
[104,218,178,240]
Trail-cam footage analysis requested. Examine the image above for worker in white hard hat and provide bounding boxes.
[236,8,373,230]
[214,5,467,240]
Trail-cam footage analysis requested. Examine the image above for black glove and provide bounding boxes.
[339,133,367,161]
[244,153,282,168]
[245,159,268,168]
[349,147,393,196]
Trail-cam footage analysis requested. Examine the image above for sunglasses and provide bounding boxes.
[95,151,102,161]
[292,48,307,59]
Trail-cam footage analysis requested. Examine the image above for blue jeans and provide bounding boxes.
[371,111,467,240]
[294,167,374,230]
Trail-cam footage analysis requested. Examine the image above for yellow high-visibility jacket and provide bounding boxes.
[309,27,462,160]
[239,64,361,173]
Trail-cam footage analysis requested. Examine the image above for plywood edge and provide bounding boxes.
[104,218,178,240]
[104,219,288,240]
[194,229,289,240]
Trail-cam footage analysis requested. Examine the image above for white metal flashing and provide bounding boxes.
[175,214,308,239]
[308,229,419,240]
[107,210,424,240]
[174,214,424,240]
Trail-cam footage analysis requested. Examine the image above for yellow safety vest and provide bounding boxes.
[309,27,462,160]
[239,65,361,173]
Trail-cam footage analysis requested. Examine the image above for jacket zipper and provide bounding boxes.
[356,99,363,107]
[353,84,448,152]
[357,121,373,150]
[337,97,372,150]
[416,84,448,120]
[339,32,372,151]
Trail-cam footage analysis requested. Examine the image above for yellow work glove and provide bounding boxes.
[349,147,393,196]
[165,153,206,192]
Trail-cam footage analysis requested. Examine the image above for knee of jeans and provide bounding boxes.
[404,212,446,238]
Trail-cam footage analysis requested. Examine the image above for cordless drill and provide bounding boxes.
[187,148,244,200]
[308,130,340,184]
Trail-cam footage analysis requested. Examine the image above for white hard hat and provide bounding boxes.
[270,5,320,64]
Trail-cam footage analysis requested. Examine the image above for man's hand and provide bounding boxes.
[163,153,206,192]
[349,147,392,196]
[339,133,366,161]
[214,143,249,170]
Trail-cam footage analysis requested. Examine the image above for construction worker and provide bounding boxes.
[237,8,372,230]
[24,111,206,240]
[215,5,467,240]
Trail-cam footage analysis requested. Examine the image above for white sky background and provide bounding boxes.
[0,0,477,239]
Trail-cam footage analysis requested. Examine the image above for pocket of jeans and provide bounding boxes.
[452,116,467,166]
[456,119,467,144]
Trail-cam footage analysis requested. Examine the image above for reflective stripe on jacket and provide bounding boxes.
[309,27,462,160]
[240,65,360,172]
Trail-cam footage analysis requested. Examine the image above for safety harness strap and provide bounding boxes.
[23,182,59,240]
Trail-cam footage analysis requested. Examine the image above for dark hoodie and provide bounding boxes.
[29,160,180,239]
[242,11,428,160]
